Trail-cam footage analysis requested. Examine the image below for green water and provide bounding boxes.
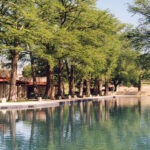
[0,98,150,150]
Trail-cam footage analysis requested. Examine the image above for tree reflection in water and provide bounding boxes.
[9,110,17,150]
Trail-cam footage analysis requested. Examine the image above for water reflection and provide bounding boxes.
[9,110,17,150]
[0,97,150,150]
[29,110,36,150]
[93,101,103,123]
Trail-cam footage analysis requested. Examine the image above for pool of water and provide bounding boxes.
[0,97,150,150]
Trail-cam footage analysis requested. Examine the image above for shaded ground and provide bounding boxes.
[116,84,150,96]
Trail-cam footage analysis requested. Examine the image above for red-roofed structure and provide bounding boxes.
[0,70,47,99]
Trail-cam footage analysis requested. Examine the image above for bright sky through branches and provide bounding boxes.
[96,0,139,26]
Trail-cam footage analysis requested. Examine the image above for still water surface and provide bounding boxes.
[0,97,150,150]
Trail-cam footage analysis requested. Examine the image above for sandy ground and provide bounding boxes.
[116,85,150,96]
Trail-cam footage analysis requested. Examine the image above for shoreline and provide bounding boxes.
[0,95,149,111]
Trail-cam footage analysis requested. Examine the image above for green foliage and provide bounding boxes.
[138,53,150,80]
[142,70,150,80]
[128,0,150,53]
[22,64,32,77]
[137,53,150,70]
[112,34,140,87]
[0,0,143,99]
[126,0,150,87]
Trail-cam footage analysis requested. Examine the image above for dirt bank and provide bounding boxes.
[116,85,150,96]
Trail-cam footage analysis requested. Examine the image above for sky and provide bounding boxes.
[96,0,140,26]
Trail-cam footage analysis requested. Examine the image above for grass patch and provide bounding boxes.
[142,80,150,85]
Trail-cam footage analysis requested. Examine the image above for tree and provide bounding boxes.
[112,49,140,91]
[36,0,98,98]
[22,64,32,77]
[111,33,140,91]
[128,0,150,90]
[128,0,150,53]
[88,11,125,95]
[136,53,150,91]
[0,0,50,101]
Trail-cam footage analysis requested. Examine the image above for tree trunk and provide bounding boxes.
[8,51,19,101]
[86,79,91,96]
[98,79,103,96]
[65,61,75,97]
[44,63,55,99]
[113,80,121,92]
[30,51,38,98]
[114,83,118,92]
[93,79,98,95]
[93,79,103,96]
[138,74,142,92]
[58,59,64,98]
[50,86,56,100]
[44,64,50,98]
[49,71,55,100]
[69,65,75,97]
[104,78,109,96]
[79,80,84,97]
